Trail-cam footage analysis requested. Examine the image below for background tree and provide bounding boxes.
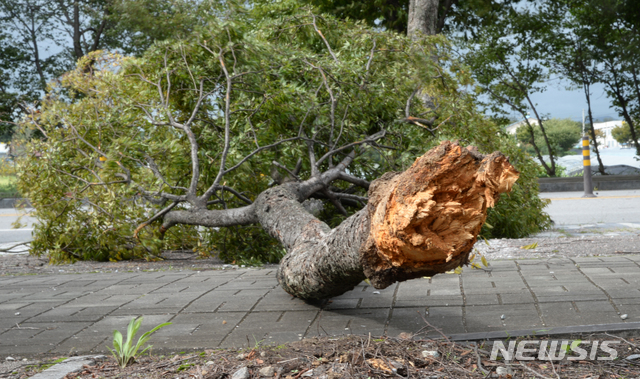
[515,118,581,157]
[564,0,640,156]
[0,30,31,143]
[0,0,207,142]
[542,1,606,174]
[612,121,637,145]
[302,0,531,36]
[461,5,558,176]
[17,1,550,273]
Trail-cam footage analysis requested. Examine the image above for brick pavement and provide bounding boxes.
[2,255,640,357]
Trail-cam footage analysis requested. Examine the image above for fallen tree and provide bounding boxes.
[160,141,518,299]
[270,141,518,299]
[17,3,545,299]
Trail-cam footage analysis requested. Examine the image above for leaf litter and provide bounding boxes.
[3,333,640,378]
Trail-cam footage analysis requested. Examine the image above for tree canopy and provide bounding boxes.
[16,1,550,263]
[515,118,582,157]
[612,121,638,145]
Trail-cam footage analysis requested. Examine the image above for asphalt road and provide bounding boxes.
[0,208,35,249]
[0,189,638,248]
[539,189,640,225]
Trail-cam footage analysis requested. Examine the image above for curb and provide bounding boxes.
[0,198,30,209]
[538,174,640,192]
[29,355,107,379]
[447,322,640,342]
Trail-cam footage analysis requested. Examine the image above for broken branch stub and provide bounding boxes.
[361,141,519,288]
[270,141,518,300]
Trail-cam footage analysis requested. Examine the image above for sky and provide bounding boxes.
[524,80,620,123]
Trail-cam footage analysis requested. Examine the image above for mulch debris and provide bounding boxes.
[2,333,640,378]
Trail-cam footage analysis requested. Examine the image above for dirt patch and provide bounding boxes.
[2,334,640,378]
[0,250,247,276]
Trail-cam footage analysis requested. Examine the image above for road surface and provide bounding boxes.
[0,208,35,252]
[0,189,639,250]
[539,189,640,226]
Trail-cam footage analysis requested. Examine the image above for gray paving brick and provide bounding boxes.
[4,255,640,357]
[465,294,500,306]
[386,307,428,336]
[464,306,510,332]
[500,292,535,305]
[536,293,609,302]
[324,298,360,310]
[314,309,388,337]
[251,291,320,312]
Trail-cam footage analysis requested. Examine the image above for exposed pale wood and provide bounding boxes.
[361,142,519,288]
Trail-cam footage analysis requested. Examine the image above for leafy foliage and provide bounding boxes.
[0,0,214,144]
[107,317,172,368]
[17,1,550,263]
[300,0,533,35]
[459,4,561,177]
[560,0,640,155]
[612,121,637,145]
[480,129,552,239]
[515,118,582,157]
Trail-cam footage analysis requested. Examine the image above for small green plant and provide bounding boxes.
[107,317,172,368]
[177,363,195,372]
[38,357,67,371]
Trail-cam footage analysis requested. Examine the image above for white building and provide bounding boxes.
[505,118,625,149]
[593,120,624,148]
[505,118,539,135]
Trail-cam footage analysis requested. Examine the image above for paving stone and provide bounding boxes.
[614,297,640,305]
[4,256,640,357]
[536,293,609,302]
[486,303,542,330]
[29,306,119,323]
[252,291,321,312]
[222,310,317,347]
[169,312,246,343]
[324,298,360,310]
[573,300,618,313]
[464,305,510,332]
[386,307,428,336]
[359,291,396,308]
[182,290,237,312]
[539,301,579,325]
[423,306,465,335]
[612,304,640,322]
[465,294,500,306]
[53,335,109,355]
[499,292,535,305]
[314,308,388,337]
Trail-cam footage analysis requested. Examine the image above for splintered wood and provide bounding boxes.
[362,141,519,288]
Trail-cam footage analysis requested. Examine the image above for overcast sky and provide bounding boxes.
[526,79,619,122]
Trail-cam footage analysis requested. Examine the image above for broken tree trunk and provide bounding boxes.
[256,141,519,300]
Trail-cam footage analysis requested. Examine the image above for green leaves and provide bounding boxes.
[107,317,172,368]
[16,1,552,264]
[515,118,582,157]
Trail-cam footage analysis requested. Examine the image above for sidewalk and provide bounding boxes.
[3,254,640,358]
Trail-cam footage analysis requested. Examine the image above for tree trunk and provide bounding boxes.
[408,0,439,39]
[258,141,519,300]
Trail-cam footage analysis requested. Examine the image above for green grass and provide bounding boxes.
[0,175,19,197]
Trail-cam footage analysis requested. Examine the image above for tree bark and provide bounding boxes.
[257,141,519,299]
[408,0,439,39]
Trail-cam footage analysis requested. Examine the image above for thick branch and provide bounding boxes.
[261,141,519,299]
[161,205,257,232]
